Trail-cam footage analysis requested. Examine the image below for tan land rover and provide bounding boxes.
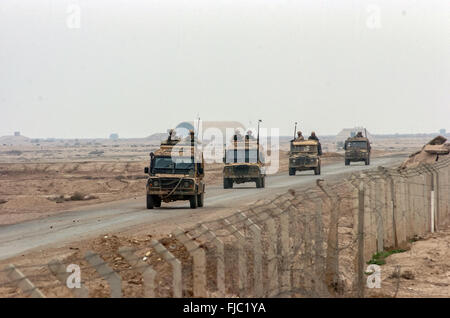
[288,139,322,175]
[223,136,266,189]
[344,136,371,165]
[144,131,205,209]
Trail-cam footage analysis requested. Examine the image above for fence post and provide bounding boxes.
[365,179,377,260]
[422,167,431,235]
[150,239,182,298]
[356,181,365,297]
[172,228,207,298]
[378,168,395,248]
[223,219,247,297]
[347,176,366,298]
[265,213,279,297]
[85,250,122,298]
[238,212,264,297]
[288,204,304,293]
[262,204,291,297]
[393,173,406,246]
[48,259,89,298]
[408,172,416,237]
[279,210,291,297]
[4,264,46,298]
[118,246,157,298]
[372,175,384,253]
[317,180,340,293]
[199,224,225,296]
[426,164,439,232]
[397,174,408,244]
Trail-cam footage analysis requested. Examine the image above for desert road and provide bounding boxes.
[0,155,407,260]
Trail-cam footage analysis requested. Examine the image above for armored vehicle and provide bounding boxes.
[288,139,321,175]
[223,136,266,189]
[144,131,205,209]
[344,136,371,165]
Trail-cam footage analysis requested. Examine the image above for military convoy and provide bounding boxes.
[288,139,322,175]
[344,134,371,166]
[144,131,205,209]
[223,137,266,188]
[144,124,372,209]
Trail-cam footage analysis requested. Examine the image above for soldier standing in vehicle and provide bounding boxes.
[308,132,322,155]
[246,130,256,140]
[233,129,244,142]
[167,129,180,144]
[308,131,319,141]
[295,131,305,141]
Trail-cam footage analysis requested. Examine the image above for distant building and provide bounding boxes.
[336,127,372,143]
[14,131,20,137]
[439,128,446,135]
[109,133,119,140]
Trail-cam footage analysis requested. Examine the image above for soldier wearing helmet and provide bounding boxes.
[295,131,305,141]
[308,131,319,141]
[246,130,256,140]
[308,131,322,155]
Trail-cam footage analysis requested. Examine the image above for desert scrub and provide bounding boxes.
[70,192,85,201]
[367,249,407,266]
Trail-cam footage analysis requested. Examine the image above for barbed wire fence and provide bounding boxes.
[0,157,449,298]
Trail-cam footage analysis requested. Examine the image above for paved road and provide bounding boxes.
[0,155,406,260]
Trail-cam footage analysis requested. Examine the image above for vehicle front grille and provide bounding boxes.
[347,151,363,157]
[159,178,182,189]
[291,157,314,165]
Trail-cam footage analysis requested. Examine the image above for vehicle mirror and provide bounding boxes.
[144,167,149,174]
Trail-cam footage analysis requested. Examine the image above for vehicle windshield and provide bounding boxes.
[291,145,317,153]
[346,141,367,149]
[153,157,195,173]
[225,149,263,163]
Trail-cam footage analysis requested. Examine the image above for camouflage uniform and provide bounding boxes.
[294,131,305,141]
[308,132,322,155]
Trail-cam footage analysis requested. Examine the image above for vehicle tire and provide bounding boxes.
[223,178,232,189]
[189,195,198,209]
[345,159,350,166]
[153,196,161,208]
[146,194,154,209]
[314,165,321,175]
[197,193,204,207]
[256,178,262,188]
[365,157,370,165]
[289,168,295,176]
[261,177,265,188]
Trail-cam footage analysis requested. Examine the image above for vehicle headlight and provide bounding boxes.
[153,180,159,187]
[184,180,193,188]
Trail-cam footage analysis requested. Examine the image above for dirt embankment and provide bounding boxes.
[367,227,450,298]
[401,136,450,169]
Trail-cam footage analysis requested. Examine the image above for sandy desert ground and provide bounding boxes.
[367,227,450,298]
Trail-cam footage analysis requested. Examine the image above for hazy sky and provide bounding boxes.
[0,0,449,138]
